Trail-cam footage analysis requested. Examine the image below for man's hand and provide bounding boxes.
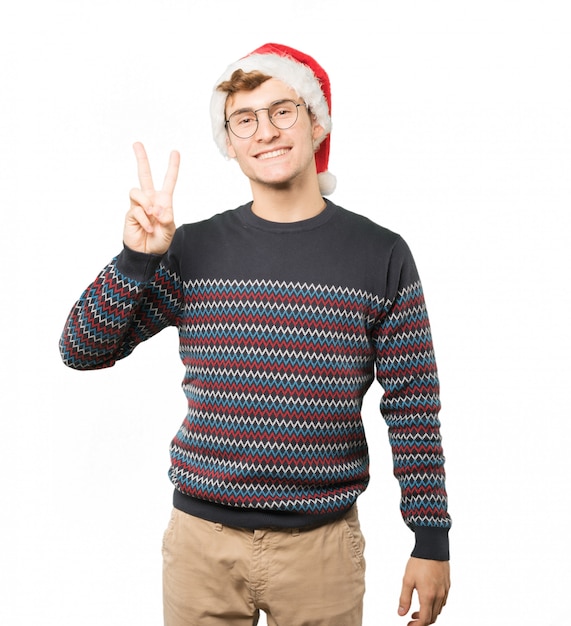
[124,142,180,255]
[398,557,450,625]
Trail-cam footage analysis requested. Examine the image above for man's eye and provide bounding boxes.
[274,107,294,118]
[237,115,255,126]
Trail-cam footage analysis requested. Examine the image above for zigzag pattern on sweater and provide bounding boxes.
[60,262,449,526]
[60,262,182,369]
[167,277,381,513]
[163,276,447,522]
[375,281,448,527]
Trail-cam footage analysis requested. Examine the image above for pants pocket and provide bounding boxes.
[341,508,366,572]
[162,508,177,556]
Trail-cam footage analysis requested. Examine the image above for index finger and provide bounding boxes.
[162,150,180,195]
[133,142,155,192]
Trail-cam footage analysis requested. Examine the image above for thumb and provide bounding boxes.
[398,579,413,616]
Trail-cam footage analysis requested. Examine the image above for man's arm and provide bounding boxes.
[373,237,451,623]
[59,144,182,370]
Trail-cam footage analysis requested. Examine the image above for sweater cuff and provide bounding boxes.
[116,245,164,283]
[411,526,450,561]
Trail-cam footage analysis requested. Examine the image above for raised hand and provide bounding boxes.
[124,142,180,255]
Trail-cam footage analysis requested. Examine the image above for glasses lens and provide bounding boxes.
[228,110,258,138]
[269,100,299,130]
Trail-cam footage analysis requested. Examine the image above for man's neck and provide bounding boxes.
[250,180,326,223]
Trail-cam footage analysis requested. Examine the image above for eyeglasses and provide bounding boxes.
[225,99,307,139]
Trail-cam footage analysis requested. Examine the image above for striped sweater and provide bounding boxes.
[60,200,451,559]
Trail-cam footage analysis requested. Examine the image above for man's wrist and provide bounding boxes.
[116,244,164,283]
[411,526,450,561]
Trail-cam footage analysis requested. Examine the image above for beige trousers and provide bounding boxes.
[162,506,366,626]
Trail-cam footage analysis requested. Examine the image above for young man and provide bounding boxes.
[60,43,451,625]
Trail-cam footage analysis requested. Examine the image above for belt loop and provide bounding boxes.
[291,528,300,537]
[214,523,223,532]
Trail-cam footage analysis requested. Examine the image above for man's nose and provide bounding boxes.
[254,110,280,140]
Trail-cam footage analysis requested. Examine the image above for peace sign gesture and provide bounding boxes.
[125,142,180,255]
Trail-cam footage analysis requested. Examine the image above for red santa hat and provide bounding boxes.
[210,43,336,195]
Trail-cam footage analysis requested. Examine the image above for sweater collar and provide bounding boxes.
[237,199,337,233]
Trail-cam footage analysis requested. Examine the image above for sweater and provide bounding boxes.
[60,200,451,559]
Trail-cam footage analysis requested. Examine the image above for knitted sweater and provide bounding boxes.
[60,200,451,559]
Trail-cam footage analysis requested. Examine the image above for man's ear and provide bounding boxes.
[311,117,326,149]
[226,134,237,159]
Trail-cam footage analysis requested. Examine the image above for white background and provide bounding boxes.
[1,1,569,624]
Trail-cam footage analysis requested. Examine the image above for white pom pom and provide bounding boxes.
[318,171,337,196]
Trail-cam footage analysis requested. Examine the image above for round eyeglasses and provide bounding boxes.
[225,99,307,139]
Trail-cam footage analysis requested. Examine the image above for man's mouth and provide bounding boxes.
[256,148,290,160]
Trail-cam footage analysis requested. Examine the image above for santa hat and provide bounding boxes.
[210,43,336,195]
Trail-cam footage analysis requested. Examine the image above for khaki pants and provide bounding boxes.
[162,506,366,626]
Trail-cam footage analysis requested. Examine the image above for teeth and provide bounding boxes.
[257,149,289,160]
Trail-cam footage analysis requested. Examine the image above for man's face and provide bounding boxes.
[225,78,325,191]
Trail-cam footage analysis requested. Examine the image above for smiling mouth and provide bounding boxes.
[256,148,290,160]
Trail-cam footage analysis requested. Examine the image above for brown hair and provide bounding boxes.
[216,69,272,95]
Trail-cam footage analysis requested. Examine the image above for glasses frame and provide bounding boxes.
[225,99,308,139]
